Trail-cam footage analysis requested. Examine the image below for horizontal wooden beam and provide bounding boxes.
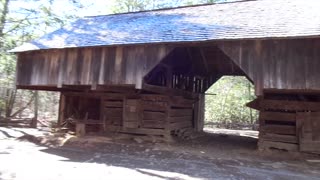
[106,126,166,136]
[248,98,320,111]
[260,125,296,135]
[258,140,298,151]
[142,83,197,99]
[262,99,320,111]
[260,112,296,122]
[261,133,298,144]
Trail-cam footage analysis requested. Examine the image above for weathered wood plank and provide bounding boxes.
[218,39,320,95]
[123,122,139,128]
[169,109,193,117]
[169,121,193,130]
[258,140,298,151]
[76,120,104,125]
[141,102,167,112]
[104,109,122,117]
[193,94,204,131]
[142,120,165,129]
[169,116,193,123]
[142,83,197,98]
[261,133,298,144]
[300,141,320,153]
[58,93,66,127]
[141,94,169,102]
[260,112,296,122]
[106,126,166,136]
[260,125,296,135]
[143,111,166,120]
[104,101,123,108]
[261,99,320,111]
[17,45,172,89]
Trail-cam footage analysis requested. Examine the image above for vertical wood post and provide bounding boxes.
[57,93,66,127]
[164,99,173,142]
[194,94,205,132]
[31,91,38,128]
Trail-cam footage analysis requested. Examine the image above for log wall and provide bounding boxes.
[249,93,320,154]
[59,92,196,141]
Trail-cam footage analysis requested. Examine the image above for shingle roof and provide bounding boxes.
[11,0,320,52]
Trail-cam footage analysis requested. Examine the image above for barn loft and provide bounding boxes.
[12,0,320,153]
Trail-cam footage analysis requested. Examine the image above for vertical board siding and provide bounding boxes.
[17,38,320,93]
[218,38,320,95]
[16,45,172,88]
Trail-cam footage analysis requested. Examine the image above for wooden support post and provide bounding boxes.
[194,93,205,132]
[57,93,66,127]
[166,67,173,88]
[31,91,38,128]
[164,100,174,142]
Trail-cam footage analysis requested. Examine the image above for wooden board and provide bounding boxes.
[258,140,298,151]
[169,109,193,117]
[16,45,172,89]
[141,102,167,111]
[123,99,141,129]
[260,99,320,111]
[260,112,296,122]
[143,111,166,120]
[261,133,297,144]
[297,112,320,153]
[260,125,296,135]
[142,120,165,129]
[104,101,123,108]
[218,39,320,95]
[106,126,166,136]
[169,116,193,123]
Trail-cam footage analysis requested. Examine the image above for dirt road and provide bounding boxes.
[0,127,319,180]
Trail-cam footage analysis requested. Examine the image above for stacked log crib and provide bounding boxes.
[60,92,197,142]
[253,93,320,154]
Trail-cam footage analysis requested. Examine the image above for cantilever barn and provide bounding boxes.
[11,0,320,153]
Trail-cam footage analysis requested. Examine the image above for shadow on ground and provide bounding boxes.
[1,127,320,179]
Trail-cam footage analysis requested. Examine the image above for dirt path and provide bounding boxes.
[0,127,320,180]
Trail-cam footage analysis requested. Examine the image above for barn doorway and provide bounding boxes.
[204,76,258,138]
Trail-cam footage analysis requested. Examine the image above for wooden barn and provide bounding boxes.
[11,0,320,153]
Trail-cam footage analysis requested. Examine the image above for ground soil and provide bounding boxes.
[0,127,320,180]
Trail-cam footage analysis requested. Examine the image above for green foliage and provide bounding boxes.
[205,76,258,125]
[112,0,152,12]
[112,0,219,13]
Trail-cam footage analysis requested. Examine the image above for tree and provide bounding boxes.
[0,0,84,119]
[205,76,258,128]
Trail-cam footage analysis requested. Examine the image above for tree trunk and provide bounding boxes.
[0,0,10,45]
[5,88,16,118]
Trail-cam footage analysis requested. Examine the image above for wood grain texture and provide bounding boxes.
[218,38,320,95]
[16,45,172,89]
